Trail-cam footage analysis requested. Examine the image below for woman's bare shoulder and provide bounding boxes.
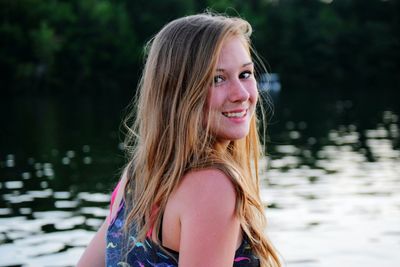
[173,168,237,216]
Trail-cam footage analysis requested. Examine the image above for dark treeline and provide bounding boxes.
[1,0,399,96]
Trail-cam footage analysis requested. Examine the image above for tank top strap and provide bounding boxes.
[108,180,122,224]
[146,205,160,238]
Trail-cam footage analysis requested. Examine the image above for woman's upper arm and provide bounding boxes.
[177,169,241,267]
[77,171,127,266]
[76,218,108,267]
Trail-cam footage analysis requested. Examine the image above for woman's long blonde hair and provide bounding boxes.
[122,12,281,267]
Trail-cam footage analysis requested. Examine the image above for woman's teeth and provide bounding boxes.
[223,110,246,118]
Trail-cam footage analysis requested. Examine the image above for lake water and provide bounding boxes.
[0,89,399,267]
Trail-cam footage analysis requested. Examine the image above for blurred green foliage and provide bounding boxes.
[1,0,399,95]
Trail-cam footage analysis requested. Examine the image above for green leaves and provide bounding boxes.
[1,0,398,95]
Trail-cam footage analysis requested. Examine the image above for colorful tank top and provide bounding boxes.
[105,200,260,266]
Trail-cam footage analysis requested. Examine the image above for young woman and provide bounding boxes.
[77,12,281,267]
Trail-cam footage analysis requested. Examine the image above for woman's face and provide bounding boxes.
[205,36,258,145]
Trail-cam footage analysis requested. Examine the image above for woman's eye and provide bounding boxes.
[213,75,224,84]
[240,71,252,79]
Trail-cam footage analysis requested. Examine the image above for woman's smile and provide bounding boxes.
[222,109,247,119]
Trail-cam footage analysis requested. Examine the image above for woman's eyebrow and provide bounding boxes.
[216,62,254,72]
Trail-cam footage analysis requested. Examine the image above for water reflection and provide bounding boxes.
[0,93,399,266]
[264,109,400,267]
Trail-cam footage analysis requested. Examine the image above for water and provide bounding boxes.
[0,90,399,267]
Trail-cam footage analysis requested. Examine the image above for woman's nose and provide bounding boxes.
[229,79,250,102]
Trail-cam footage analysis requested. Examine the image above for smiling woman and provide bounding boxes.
[77,12,281,267]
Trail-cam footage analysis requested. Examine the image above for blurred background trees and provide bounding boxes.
[1,0,399,96]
